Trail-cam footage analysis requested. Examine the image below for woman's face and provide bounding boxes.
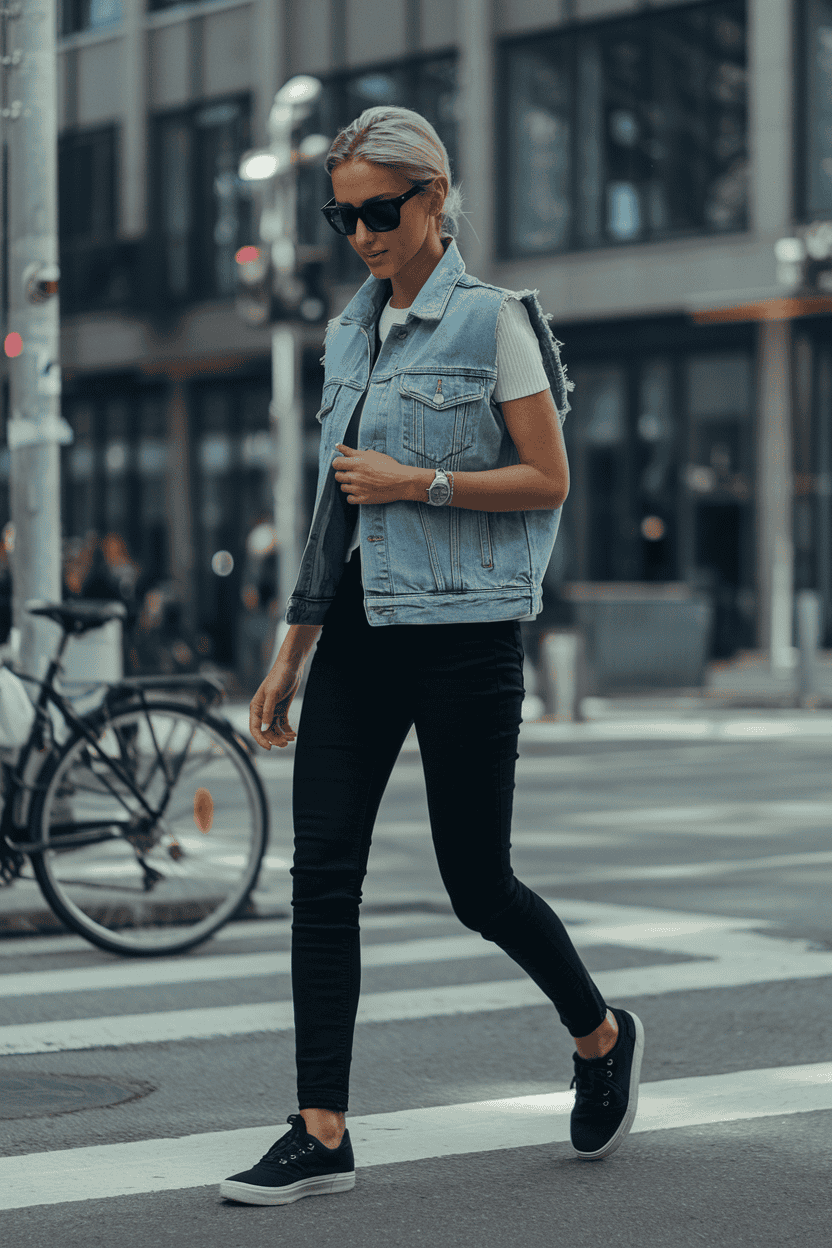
[329,159,447,283]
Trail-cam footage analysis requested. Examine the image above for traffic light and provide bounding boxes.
[235,245,271,327]
[235,245,329,327]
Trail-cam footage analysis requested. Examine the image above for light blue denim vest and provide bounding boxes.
[285,238,574,628]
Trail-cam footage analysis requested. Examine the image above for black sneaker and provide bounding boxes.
[569,1007,644,1161]
[219,1114,355,1205]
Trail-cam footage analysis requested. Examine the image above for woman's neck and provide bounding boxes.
[387,235,449,309]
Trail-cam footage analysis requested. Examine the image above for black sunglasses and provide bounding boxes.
[320,184,423,236]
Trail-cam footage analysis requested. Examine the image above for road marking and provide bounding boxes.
[0,910,804,999]
[0,911,452,959]
[567,800,832,834]
[519,718,832,741]
[526,848,832,887]
[2,936,831,1055]
[0,1060,829,1211]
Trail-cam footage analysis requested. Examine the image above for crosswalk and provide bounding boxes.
[1,897,830,1214]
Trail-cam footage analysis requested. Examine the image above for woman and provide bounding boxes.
[221,106,644,1206]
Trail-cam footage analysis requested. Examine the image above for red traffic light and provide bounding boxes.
[235,245,262,265]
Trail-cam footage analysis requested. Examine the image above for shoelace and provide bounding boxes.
[570,1059,626,1110]
[260,1114,318,1165]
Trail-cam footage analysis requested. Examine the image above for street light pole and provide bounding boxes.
[237,76,328,668]
[2,0,72,681]
[265,89,304,667]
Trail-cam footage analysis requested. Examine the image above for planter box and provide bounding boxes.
[561,583,714,692]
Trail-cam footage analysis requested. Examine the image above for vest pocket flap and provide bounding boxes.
[399,374,485,410]
[315,383,341,423]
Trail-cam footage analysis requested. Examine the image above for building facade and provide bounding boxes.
[1,0,830,683]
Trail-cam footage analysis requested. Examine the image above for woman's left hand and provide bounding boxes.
[332,443,411,505]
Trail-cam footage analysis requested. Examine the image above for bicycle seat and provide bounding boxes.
[25,598,128,635]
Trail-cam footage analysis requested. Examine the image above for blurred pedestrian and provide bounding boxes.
[223,106,644,1207]
[127,584,202,675]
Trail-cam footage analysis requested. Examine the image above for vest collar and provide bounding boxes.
[338,236,466,329]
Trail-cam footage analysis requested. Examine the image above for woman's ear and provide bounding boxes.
[430,176,450,222]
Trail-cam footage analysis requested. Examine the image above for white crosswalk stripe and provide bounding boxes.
[1,1060,830,1211]
[1,897,829,1214]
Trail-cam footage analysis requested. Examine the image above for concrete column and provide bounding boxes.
[165,377,197,635]
[120,0,147,238]
[755,318,795,673]
[456,0,495,278]
[748,0,794,236]
[254,0,287,147]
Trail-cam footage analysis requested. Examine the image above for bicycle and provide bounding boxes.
[0,597,270,957]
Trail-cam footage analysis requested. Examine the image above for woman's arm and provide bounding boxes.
[332,387,569,511]
[404,387,569,511]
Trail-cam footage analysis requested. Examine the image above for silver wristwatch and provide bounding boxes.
[426,467,453,506]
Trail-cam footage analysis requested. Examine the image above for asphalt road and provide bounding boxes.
[1,733,830,1247]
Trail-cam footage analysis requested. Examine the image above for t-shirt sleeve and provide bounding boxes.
[492,297,552,405]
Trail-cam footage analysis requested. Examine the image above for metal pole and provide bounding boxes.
[796,588,821,708]
[3,0,71,681]
[270,324,302,665]
[756,319,795,677]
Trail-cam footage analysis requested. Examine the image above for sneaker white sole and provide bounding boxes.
[574,1009,645,1162]
[219,1171,356,1205]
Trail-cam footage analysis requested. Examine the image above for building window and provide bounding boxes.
[58,126,146,313]
[191,379,273,668]
[60,0,121,36]
[557,335,755,656]
[152,97,253,305]
[59,126,117,242]
[802,0,832,218]
[499,0,748,257]
[295,53,458,283]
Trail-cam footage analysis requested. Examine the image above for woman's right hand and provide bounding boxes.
[249,659,303,749]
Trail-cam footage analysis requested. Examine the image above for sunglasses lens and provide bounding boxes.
[363,203,399,232]
[331,210,352,236]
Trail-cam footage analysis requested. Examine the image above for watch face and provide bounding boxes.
[430,481,451,504]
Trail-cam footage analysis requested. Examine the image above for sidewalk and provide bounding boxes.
[223,648,832,748]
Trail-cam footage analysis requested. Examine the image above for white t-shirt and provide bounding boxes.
[344,297,552,568]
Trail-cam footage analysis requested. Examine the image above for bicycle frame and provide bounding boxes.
[0,637,225,870]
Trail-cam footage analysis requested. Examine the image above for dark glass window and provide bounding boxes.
[59,127,117,242]
[803,0,832,217]
[153,97,253,304]
[295,54,458,282]
[60,0,121,36]
[499,1,748,256]
[557,336,755,656]
[60,383,169,588]
[58,126,143,314]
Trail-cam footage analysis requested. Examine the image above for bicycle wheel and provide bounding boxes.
[29,699,269,956]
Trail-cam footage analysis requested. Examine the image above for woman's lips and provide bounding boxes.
[365,250,386,259]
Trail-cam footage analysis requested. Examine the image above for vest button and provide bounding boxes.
[396,329,407,339]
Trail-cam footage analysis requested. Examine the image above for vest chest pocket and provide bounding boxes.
[314,382,341,424]
[398,373,486,465]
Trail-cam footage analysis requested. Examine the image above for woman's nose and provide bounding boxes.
[354,219,376,248]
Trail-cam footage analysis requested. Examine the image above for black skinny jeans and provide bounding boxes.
[290,549,607,1111]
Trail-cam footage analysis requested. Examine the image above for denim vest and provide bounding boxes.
[285,238,574,628]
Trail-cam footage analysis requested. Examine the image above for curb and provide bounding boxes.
[225,700,832,754]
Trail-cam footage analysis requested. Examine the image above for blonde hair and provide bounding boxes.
[325,105,465,240]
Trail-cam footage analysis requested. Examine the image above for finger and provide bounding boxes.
[265,717,296,748]
[250,720,272,749]
[250,698,269,746]
[252,693,280,749]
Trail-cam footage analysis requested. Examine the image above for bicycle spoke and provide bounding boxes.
[30,702,268,955]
